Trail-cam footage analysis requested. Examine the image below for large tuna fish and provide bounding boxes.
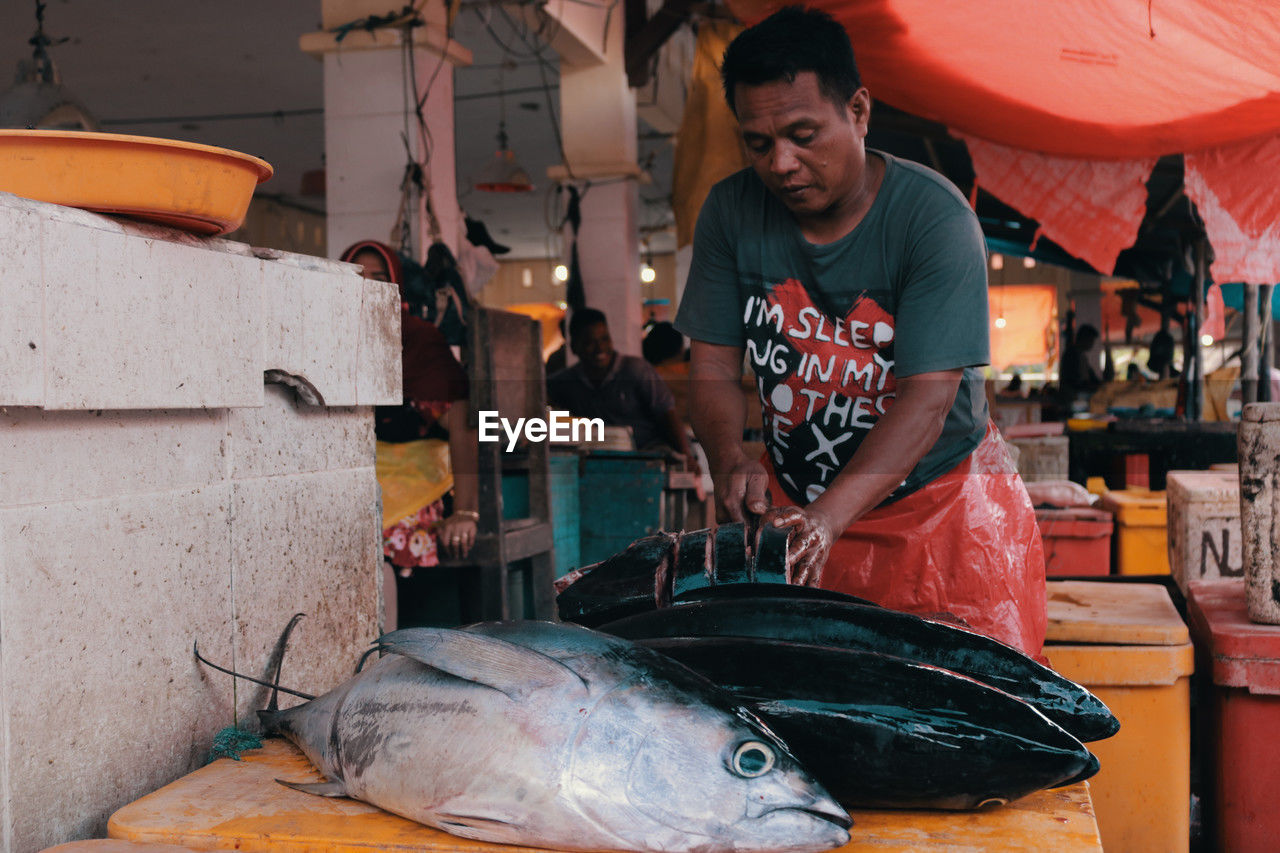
[260,621,851,853]
[639,636,1098,810]
[600,595,1119,744]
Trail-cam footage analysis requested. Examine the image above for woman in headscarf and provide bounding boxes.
[341,240,479,627]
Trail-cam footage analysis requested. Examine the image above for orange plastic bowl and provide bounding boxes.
[0,130,273,236]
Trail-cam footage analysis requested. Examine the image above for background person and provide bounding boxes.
[341,240,479,629]
[548,308,699,474]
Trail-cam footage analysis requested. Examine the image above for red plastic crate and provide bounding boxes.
[1187,580,1280,853]
[1036,507,1113,576]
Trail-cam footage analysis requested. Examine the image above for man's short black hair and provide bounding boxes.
[1074,324,1101,348]
[569,307,608,342]
[720,5,862,114]
[642,322,685,365]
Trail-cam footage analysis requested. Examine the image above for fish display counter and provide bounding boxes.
[105,740,1104,852]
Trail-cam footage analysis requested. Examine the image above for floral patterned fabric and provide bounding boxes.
[383,499,447,572]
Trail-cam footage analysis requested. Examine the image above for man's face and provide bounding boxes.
[572,321,615,372]
[734,72,870,220]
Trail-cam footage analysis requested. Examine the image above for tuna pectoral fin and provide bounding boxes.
[378,628,587,697]
[276,778,349,798]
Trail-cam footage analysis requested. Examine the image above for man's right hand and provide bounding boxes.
[714,457,771,524]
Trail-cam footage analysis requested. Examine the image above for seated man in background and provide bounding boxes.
[548,308,698,474]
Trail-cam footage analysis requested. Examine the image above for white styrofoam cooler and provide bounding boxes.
[1166,469,1242,593]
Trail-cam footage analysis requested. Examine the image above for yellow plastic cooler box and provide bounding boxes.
[1098,488,1169,574]
[1045,580,1194,853]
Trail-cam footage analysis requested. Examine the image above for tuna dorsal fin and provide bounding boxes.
[378,628,587,698]
[276,778,348,797]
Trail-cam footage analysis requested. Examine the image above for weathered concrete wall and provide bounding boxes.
[0,192,399,851]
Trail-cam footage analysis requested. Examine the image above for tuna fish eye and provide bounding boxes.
[731,741,776,777]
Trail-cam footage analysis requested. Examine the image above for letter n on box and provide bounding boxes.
[1167,470,1242,594]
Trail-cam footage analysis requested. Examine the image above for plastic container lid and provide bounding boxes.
[1098,488,1167,525]
[1004,421,1066,438]
[1046,580,1193,685]
[1187,579,1280,694]
[1068,417,1111,432]
[1036,507,1113,538]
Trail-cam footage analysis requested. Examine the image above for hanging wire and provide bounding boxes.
[401,2,453,249]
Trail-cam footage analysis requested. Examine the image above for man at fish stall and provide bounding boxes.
[549,308,700,475]
[673,6,1046,655]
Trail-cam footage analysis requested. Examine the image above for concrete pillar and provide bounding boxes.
[544,2,644,357]
[302,0,471,260]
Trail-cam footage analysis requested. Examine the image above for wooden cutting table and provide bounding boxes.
[106,740,1102,852]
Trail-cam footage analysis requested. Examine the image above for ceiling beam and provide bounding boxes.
[625,0,698,88]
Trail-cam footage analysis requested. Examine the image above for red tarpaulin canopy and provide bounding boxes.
[721,0,1280,284]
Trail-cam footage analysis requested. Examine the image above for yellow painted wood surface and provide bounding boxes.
[1046,580,1189,645]
[42,843,206,853]
[109,740,1101,853]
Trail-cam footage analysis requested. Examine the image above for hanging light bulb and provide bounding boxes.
[474,121,533,193]
[639,239,656,283]
[0,1,97,130]
[990,253,1004,271]
[474,60,532,193]
[1023,256,1037,269]
[553,264,569,282]
[994,317,1007,329]
[1200,333,1215,347]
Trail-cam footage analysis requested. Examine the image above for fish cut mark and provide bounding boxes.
[277,778,349,798]
[439,814,518,828]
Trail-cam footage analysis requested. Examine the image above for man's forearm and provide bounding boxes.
[688,344,750,473]
[808,370,962,532]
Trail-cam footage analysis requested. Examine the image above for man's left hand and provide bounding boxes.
[762,505,837,586]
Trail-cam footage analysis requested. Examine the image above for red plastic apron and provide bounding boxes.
[768,422,1047,656]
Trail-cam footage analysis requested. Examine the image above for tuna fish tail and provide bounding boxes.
[257,707,288,737]
[265,613,307,712]
[193,612,316,722]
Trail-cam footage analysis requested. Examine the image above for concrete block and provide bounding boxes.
[4,190,127,235]
[0,486,235,849]
[0,408,228,507]
[262,264,363,406]
[230,469,381,721]
[1167,469,1243,593]
[228,383,372,480]
[0,202,45,405]
[41,220,265,410]
[357,277,402,405]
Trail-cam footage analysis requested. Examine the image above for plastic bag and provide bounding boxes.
[767,422,1047,656]
[1025,479,1095,509]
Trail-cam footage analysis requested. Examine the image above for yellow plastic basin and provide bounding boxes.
[0,129,272,236]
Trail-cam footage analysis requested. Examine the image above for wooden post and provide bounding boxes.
[1243,283,1259,405]
[1261,284,1275,402]
[1187,240,1207,420]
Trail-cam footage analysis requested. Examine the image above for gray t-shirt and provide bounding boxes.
[675,152,990,504]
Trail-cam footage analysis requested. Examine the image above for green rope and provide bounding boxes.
[208,726,263,763]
